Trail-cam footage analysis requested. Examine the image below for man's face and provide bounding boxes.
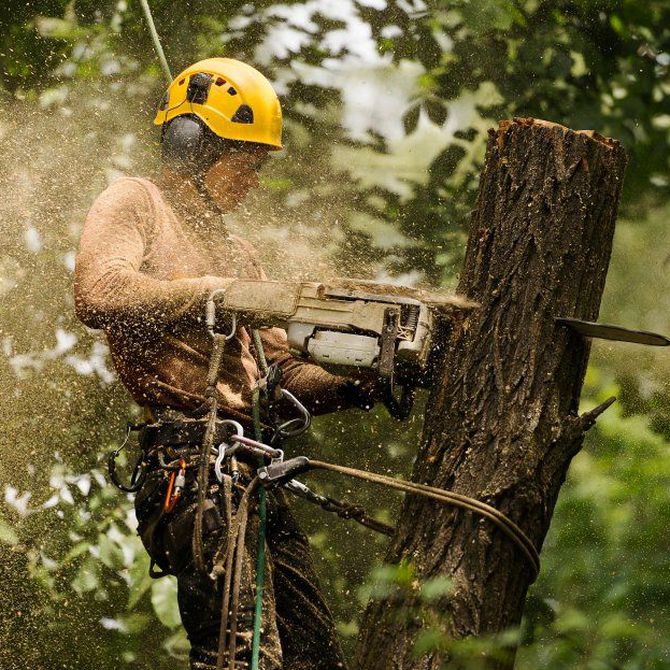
[202,144,270,211]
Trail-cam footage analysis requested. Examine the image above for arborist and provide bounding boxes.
[74,58,381,670]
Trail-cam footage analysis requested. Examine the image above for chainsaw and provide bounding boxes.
[209,278,670,419]
[208,278,474,418]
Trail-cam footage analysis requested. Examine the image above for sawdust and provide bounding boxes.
[327,278,478,312]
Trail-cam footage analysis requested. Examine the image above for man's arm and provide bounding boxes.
[75,178,231,331]
[259,327,380,415]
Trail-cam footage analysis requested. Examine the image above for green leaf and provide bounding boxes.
[34,17,81,41]
[71,557,99,595]
[98,532,123,569]
[413,628,446,655]
[127,552,153,610]
[151,577,182,629]
[420,575,453,601]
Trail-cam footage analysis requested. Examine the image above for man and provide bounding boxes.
[75,58,377,670]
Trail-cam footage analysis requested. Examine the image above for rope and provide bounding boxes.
[251,329,269,375]
[250,329,268,670]
[215,475,235,670]
[207,326,268,670]
[138,0,173,85]
[285,480,394,536]
[307,460,541,579]
[215,478,258,670]
[193,335,227,577]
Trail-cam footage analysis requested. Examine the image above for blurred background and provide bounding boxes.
[1,1,669,668]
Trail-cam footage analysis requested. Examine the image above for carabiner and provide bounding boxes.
[273,389,312,439]
[206,289,237,340]
[163,458,187,513]
[213,420,245,483]
[214,443,229,483]
[108,422,147,493]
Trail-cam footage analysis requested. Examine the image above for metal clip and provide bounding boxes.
[206,288,237,340]
[163,458,187,513]
[273,389,312,439]
[214,443,229,483]
[213,420,245,483]
[108,422,148,493]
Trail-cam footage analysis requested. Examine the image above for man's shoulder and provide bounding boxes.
[88,176,167,224]
[96,176,158,203]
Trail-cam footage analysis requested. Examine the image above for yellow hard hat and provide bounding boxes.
[154,57,282,150]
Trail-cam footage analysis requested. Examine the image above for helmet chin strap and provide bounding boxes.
[193,172,223,216]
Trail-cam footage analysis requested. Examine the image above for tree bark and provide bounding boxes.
[355,118,627,670]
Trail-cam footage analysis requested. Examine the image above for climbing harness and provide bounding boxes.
[108,289,542,670]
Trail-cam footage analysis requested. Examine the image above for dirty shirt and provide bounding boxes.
[74,177,350,422]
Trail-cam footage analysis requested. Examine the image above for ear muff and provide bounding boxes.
[160,115,226,178]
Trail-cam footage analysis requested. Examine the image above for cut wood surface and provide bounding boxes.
[355,118,628,670]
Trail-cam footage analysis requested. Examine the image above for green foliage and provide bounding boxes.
[518,396,670,669]
[2,1,670,668]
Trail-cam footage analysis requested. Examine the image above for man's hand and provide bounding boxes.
[339,376,387,412]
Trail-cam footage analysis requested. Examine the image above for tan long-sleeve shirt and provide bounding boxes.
[74,176,353,423]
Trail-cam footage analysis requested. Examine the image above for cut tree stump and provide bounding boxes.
[355,118,628,670]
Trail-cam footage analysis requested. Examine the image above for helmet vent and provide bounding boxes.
[231,104,254,124]
[227,86,237,96]
[215,77,226,86]
[187,73,212,104]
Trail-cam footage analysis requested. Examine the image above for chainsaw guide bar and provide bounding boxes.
[556,317,670,347]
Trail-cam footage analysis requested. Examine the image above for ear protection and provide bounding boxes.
[161,115,226,178]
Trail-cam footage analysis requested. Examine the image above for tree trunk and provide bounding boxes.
[355,118,627,670]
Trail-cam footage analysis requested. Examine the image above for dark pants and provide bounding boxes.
[134,457,346,670]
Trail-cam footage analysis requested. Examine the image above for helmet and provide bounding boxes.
[154,58,282,175]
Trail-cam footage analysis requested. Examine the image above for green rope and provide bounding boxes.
[251,329,268,670]
[251,329,269,375]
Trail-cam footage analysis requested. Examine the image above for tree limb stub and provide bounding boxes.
[355,119,627,670]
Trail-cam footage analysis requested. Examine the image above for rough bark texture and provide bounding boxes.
[355,118,628,670]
